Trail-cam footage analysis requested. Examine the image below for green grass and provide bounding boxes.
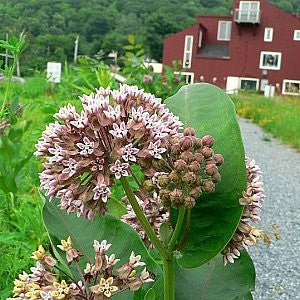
[0,77,78,298]
[232,92,300,149]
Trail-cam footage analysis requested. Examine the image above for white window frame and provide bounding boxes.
[217,21,232,41]
[293,30,300,41]
[239,1,260,9]
[183,35,193,69]
[198,30,203,48]
[259,51,282,70]
[174,71,194,84]
[239,1,260,22]
[239,77,259,90]
[264,28,273,42]
[282,79,300,95]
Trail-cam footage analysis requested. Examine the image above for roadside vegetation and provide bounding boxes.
[232,92,300,150]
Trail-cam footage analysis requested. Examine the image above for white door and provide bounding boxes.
[226,76,239,94]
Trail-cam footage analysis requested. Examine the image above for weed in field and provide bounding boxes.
[232,92,300,149]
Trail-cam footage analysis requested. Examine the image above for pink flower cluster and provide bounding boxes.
[35,85,183,218]
[121,192,169,247]
[223,158,266,265]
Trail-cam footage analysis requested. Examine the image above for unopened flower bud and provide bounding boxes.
[169,189,183,205]
[180,151,194,163]
[202,147,213,159]
[194,152,204,163]
[139,158,152,168]
[174,159,187,172]
[182,172,197,185]
[183,127,196,136]
[157,175,170,187]
[152,159,165,169]
[202,135,214,147]
[212,172,221,183]
[189,187,202,198]
[42,256,57,270]
[214,154,224,166]
[180,136,194,150]
[238,222,252,234]
[143,179,154,192]
[189,160,200,172]
[171,143,181,155]
[193,138,202,149]
[203,180,215,193]
[184,196,196,208]
[169,171,181,182]
[205,164,218,176]
[128,278,143,292]
[205,158,215,165]
[159,189,170,201]
[95,252,106,271]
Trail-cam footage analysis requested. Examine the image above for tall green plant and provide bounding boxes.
[10,84,261,299]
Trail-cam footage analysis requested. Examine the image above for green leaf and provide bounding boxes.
[159,223,172,245]
[144,288,156,300]
[107,196,127,218]
[174,252,255,300]
[42,196,162,297]
[128,35,135,45]
[165,83,246,268]
[136,49,145,57]
[151,252,255,300]
[123,45,135,50]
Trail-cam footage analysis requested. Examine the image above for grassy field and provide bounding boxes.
[232,92,300,149]
[0,79,299,297]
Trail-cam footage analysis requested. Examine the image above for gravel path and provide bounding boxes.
[238,118,300,300]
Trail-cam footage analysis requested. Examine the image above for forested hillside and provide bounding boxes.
[0,0,299,74]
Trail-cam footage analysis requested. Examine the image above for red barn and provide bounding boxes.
[163,0,300,95]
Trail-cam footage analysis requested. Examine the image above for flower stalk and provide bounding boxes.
[120,176,169,260]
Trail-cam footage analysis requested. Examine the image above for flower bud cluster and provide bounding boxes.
[148,130,224,209]
[222,158,266,265]
[10,237,153,299]
[121,193,169,247]
[35,84,183,219]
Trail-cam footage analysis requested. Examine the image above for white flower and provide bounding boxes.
[93,184,111,203]
[121,143,139,162]
[129,251,145,268]
[109,122,128,139]
[104,105,121,120]
[76,137,95,156]
[62,158,78,177]
[110,160,129,179]
[148,140,166,159]
[93,239,111,253]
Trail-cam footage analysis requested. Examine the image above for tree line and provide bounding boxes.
[0,0,298,75]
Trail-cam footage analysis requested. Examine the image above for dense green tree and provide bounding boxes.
[0,0,298,74]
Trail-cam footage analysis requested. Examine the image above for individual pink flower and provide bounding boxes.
[148,140,166,159]
[110,160,129,179]
[121,143,139,162]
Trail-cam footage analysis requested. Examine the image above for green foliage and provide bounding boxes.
[166,83,247,268]
[0,0,298,74]
[151,252,255,300]
[42,196,162,299]
[232,93,300,149]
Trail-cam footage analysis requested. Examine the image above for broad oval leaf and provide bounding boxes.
[166,83,247,268]
[151,252,255,300]
[42,196,162,299]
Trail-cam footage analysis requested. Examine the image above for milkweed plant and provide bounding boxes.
[9,83,265,299]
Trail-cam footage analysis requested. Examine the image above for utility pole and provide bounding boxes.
[74,35,79,63]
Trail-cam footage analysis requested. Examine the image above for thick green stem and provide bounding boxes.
[168,207,185,251]
[163,256,175,300]
[120,177,169,259]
